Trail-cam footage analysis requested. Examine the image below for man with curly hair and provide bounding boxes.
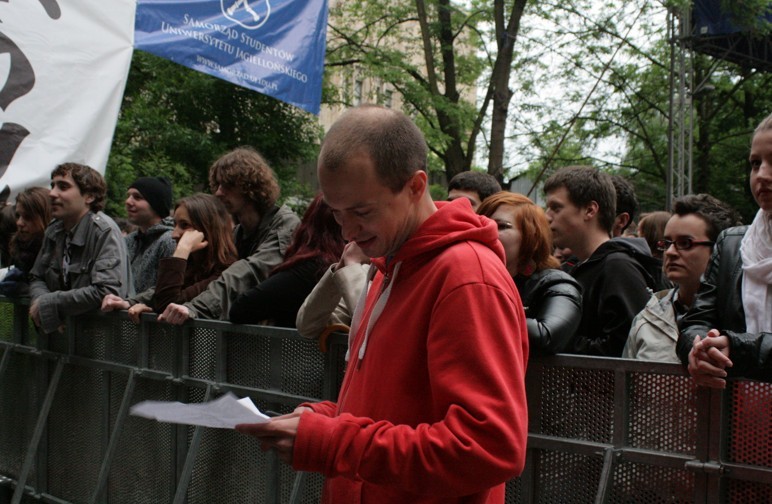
[29,163,131,334]
[158,147,299,323]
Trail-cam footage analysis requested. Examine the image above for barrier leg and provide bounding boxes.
[172,385,212,504]
[89,369,137,504]
[12,359,64,504]
[594,448,619,504]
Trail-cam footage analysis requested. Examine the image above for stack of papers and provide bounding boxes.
[130,392,270,429]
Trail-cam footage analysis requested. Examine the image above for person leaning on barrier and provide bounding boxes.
[294,241,369,341]
[624,194,740,363]
[124,176,176,293]
[0,187,51,297]
[678,114,772,387]
[102,194,237,322]
[236,105,529,503]
[477,191,582,355]
[157,147,300,324]
[29,163,131,334]
[228,194,345,327]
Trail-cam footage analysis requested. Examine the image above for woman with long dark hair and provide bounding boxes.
[478,191,582,355]
[102,193,237,321]
[0,187,52,296]
[229,194,345,327]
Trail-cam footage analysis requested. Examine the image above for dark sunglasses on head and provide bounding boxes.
[656,238,714,252]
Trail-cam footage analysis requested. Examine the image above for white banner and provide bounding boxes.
[0,0,135,201]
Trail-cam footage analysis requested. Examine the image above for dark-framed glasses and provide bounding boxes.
[656,238,714,252]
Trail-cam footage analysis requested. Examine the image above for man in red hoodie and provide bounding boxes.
[237,105,529,503]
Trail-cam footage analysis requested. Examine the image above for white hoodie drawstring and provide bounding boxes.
[345,262,402,364]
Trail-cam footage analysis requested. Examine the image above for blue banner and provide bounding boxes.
[134,0,328,115]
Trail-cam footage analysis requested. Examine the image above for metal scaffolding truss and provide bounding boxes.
[668,2,772,210]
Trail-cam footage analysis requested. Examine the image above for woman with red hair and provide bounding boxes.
[229,194,345,327]
[478,191,582,355]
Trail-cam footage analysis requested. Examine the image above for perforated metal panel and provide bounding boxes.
[0,302,14,341]
[148,323,177,372]
[538,366,614,443]
[280,337,325,398]
[504,476,523,503]
[73,316,109,359]
[226,330,272,388]
[725,478,772,503]
[728,381,772,467]
[188,327,218,381]
[0,353,43,483]
[186,427,269,503]
[608,460,693,503]
[107,376,176,504]
[46,364,105,502]
[112,319,139,365]
[628,373,697,454]
[533,450,604,503]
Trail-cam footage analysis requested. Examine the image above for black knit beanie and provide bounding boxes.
[129,177,173,218]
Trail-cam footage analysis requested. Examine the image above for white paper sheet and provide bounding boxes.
[129,392,270,429]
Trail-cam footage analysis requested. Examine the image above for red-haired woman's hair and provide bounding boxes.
[477,191,560,273]
[273,194,344,274]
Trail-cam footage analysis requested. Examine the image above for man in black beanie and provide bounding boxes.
[124,176,175,293]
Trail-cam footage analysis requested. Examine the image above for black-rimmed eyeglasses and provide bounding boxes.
[656,238,714,252]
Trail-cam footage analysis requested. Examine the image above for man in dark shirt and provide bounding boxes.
[545,166,658,356]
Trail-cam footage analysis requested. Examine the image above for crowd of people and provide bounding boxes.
[0,104,769,502]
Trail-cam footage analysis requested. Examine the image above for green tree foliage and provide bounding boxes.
[509,1,772,221]
[326,0,527,183]
[105,52,321,217]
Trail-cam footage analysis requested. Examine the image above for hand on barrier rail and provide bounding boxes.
[29,299,41,327]
[157,302,191,325]
[235,406,311,465]
[128,303,152,324]
[688,329,732,389]
[101,293,130,312]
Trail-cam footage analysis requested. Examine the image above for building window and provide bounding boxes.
[384,88,393,108]
[354,80,363,106]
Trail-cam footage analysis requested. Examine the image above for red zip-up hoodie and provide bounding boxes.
[293,199,529,503]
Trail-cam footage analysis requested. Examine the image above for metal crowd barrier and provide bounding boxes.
[0,298,770,503]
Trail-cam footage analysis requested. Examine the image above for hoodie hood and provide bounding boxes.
[350,198,506,363]
[587,237,668,291]
[611,236,652,256]
[370,198,505,274]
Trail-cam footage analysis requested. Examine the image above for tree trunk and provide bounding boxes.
[487,0,528,183]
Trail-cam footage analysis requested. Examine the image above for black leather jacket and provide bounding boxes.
[677,226,772,382]
[515,268,582,356]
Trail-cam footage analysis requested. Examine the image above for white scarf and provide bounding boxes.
[740,209,772,333]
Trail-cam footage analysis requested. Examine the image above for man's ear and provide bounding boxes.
[407,170,428,198]
[583,200,599,221]
[615,212,631,231]
[84,193,96,206]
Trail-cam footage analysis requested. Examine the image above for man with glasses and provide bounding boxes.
[624,194,740,362]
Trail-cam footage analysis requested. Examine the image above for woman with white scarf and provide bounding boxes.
[677,113,772,387]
